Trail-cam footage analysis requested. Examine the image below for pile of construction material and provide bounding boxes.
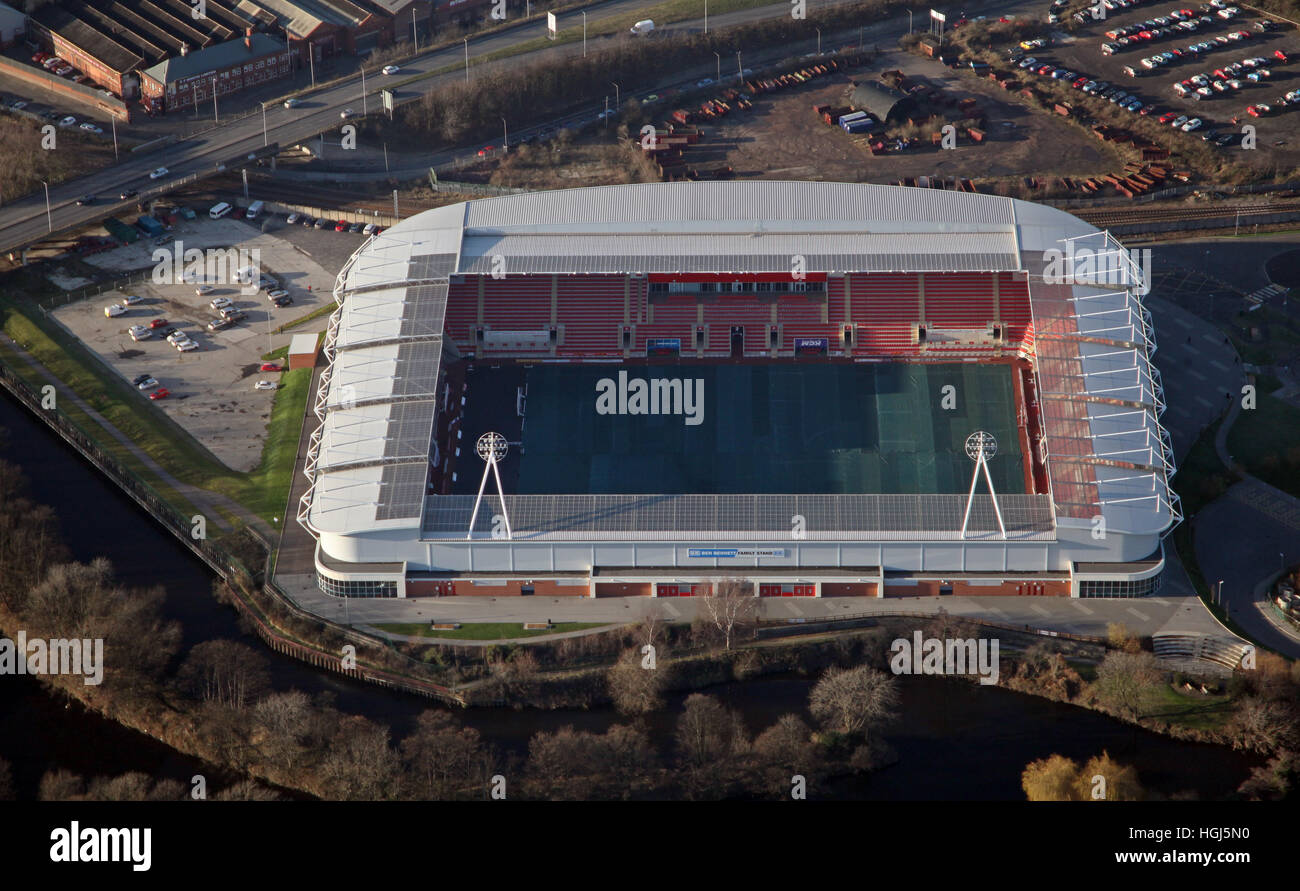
[639,124,733,182]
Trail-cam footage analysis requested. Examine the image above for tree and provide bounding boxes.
[1077,752,1145,801]
[1093,650,1162,718]
[674,694,749,799]
[320,715,401,801]
[1106,622,1142,653]
[1237,751,1296,801]
[1021,754,1083,801]
[214,780,282,801]
[696,578,758,651]
[607,647,665,715]
[38,769,85,801]
[1228,696,1299,754]
[400,710,490,801]
[808,665,899,739]
[177,640,270,710]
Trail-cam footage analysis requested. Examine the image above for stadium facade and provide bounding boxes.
[298,181,1180,600]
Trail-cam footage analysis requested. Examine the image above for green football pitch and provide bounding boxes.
[512,362,1026,496]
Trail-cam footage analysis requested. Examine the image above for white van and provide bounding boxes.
[209,201,232,220]
[630,19,654,35]
[245,200,264,221]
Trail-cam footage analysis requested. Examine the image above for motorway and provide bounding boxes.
[0,0,1040,257]
[0,0,785,255]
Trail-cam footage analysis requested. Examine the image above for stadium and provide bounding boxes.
[297,181,1179,600]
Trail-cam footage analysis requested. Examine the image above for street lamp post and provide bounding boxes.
[360,64,367,117]
[909,9,914,34]
[704,0,708,34]
[1216,579,1224,605]
[41,180,51,232]
[260,102,268,146]
[611,81,620,106]
[464,37,470,81]
[212,75,218,123]
[309,43,316,87]
[736,50,743,81]
[111,115,118,160]
[816,27,822,55]
[502,116,508,148]
[582,12,587,57]
[714,51,720,83]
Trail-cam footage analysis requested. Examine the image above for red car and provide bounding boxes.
[1072,76,1089,88]
[31,52,48,64]
[149,317,168,329]
[1159,111,1178,123]
[149,387,170,400]
[334,220,348,231]
[259,362,284,372]
[1275,50,1289,62]
[476,145,496,156]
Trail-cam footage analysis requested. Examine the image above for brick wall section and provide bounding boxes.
[451,579,590,596]
[595,582,653,597]
[884,579,1071,597]
[821,582,877,597]
[0,55,131,120]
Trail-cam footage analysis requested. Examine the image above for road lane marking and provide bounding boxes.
[1127,606,1150,622]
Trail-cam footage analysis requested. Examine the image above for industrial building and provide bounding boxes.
[298,181,1179,601]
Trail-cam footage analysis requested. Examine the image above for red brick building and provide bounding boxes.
[139,31,291,114]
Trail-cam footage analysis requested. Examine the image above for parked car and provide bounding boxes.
[148,167,168,179]
[286,213,301,224]
[148,318,168,329]
[348,221,365,233]
[334,220,349,231]
[104,304,126,318]
[313,217,330,229]
[149,388,170,400]
[254,380,279,391]
[267,289,289,300]
[272,295,293,307]
[259,363,284,372]
[78,122,102,135]
[363,222,378,235]
[53,65,73,77]
[300,215,316,227]
[175,340,198,352]
[195,285,215,296]
[57,115,76,127]
[210,296,233,310]
[131,373,152,386]
[221,309,247,322]
[207,318,234,331]
[166,330,188,344]
[1181,117,1202,130]
[136,377,159,390]
[120,295,144,306]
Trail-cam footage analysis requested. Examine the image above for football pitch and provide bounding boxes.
[486,362,1026,497]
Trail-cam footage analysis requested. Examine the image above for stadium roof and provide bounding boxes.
[302,182,1178,542]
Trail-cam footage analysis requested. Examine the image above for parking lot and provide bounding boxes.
[1026,0,1300,164]
[51,212,348,471]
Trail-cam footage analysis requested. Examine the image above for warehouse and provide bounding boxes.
[139,31,292,114]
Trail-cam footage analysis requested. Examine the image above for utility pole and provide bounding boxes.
[464,37,470,81]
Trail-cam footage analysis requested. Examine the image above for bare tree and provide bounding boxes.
[320,715,401,801]
[808,665,899,739]
[1093,650,1162,718]
[697,578,758,651]
[214,780,283,801]
[674,694,750,798]
[177,640,270,710]
[607,647,665,715]
[1228,697,1300,754]
[400,710,490,800]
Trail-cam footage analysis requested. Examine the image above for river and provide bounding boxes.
[0,393,1263,800]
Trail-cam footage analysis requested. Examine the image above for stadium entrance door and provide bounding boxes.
[730,325,744,357]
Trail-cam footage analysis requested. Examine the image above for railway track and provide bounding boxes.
[1076,199,1300,230]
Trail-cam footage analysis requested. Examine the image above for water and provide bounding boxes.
[0,393,1263,800]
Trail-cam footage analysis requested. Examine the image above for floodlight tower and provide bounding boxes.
[466,432,512,540]
[960,430,1007,540]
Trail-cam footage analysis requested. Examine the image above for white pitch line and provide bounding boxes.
[659,602,680,618]
[1072,601,1094,615]
[1029,604,1051,616]
[1127,606,1151,622]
